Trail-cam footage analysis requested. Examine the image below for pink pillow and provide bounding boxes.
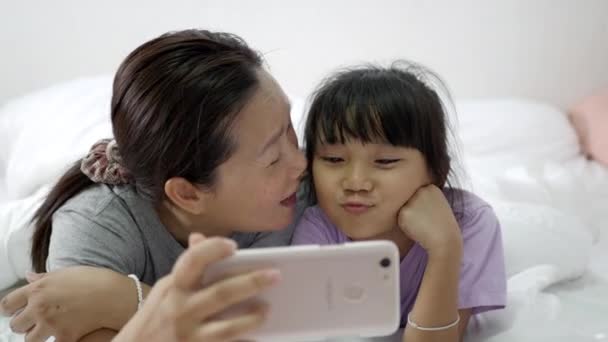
[569,88,608,166]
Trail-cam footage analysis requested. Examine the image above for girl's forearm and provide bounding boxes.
[403,246,462,342]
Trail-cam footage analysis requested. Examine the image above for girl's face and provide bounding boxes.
[313,139,432,240]
[203,69,307,232]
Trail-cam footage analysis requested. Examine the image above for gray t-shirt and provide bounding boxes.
[47,184,307,285]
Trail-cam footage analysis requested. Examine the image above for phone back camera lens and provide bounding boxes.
[380,258,391,268]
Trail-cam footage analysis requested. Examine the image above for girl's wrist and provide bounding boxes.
[426,235,463,262]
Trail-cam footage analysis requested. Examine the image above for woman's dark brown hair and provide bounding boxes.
[31,29,263,272]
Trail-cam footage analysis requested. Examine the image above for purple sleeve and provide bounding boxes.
[458,205,507,314]
[291,207,335,245]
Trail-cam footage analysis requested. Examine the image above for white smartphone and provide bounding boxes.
[201,240,400,341]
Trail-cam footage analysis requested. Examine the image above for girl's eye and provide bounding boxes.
[375,159,401,165]
[321,156,344,163]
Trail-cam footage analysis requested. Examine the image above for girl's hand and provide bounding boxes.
[113,233,280,342]
[397,185,462,257]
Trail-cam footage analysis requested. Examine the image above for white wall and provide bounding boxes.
[1,0,607,108]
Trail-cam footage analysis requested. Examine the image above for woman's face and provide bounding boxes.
[203,69,307,232]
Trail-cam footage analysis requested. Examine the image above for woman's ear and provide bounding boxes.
[164,177,211,215]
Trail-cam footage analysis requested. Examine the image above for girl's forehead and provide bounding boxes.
[313,107,389,138]
[315,137,407,151]
[315,129,390,145]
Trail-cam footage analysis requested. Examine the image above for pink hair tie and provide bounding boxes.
[81,138,132,185]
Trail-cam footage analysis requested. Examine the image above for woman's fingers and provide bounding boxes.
[187,269,281,321]
[24,324,51,342]
[188,233,205,246]
[172,237,237,291]
[196,302,269,342]
[0,287,28,316]
[9,308,35,333]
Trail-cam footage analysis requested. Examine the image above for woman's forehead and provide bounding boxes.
[243,70,290,118]
[229,71,290,151]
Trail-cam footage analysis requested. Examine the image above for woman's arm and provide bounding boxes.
[79,329,119,342]
[4,235,280,342]
[2,201,152,341]
[1,267,150,342]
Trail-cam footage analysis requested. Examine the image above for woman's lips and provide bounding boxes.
[280,193,297,207]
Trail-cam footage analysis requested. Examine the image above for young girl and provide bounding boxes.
[292,63,507,342]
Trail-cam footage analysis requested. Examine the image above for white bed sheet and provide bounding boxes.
[0,178,7,206]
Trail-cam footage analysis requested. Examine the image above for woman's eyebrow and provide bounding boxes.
[259,99,292,156]
[259,127,283,156]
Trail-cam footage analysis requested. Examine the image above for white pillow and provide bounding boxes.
[0,186,49,290]
[1,76,113,200]
[1,84,310,201]
[287,94,307,146]
[454,99,581,175]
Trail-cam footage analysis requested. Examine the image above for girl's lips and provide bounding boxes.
[280,193,297,207]
[342,203,372,214]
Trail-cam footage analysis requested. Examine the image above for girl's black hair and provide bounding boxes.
[303,61,463,207]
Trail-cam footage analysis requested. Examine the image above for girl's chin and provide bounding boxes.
[342,227,395,241]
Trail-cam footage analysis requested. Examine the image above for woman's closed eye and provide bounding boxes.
[268,152,281,166]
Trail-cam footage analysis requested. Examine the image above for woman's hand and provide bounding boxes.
[113,233,280,342]
[397,184,462,257]
[1,266,139,342]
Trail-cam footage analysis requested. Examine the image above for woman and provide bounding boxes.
[1,29,307,341]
